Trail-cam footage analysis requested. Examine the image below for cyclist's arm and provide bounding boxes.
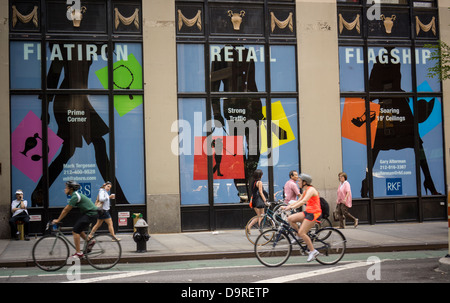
[53,205,73,224]
[285,189,314,210]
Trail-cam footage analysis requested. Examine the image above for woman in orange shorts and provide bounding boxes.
[282,173,322,262]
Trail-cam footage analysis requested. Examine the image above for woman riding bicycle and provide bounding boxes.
[282,173,321,262]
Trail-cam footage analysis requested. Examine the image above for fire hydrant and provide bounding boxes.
[132,217,150,253]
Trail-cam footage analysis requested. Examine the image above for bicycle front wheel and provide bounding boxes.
[254,229,292,267]
[85,234,122,270]
[32,235,69,271]
[245,215,275,244]
[313,228,346,265]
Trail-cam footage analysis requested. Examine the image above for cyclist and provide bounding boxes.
[282,173,321,262]
[52,180,98,258]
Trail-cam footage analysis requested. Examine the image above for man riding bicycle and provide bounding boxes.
[52,180,98,258]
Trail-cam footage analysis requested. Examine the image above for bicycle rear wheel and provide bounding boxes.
[245,215,275,244]
[313,217,332,240]
[254,229,292,267]
[32,235,69,271]
[85,234,122,270]
[313,228,346,265]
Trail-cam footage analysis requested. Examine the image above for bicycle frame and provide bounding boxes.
[272,221,335,254]
[46,222,92,256]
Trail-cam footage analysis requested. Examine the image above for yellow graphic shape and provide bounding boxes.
[261,101,295,154]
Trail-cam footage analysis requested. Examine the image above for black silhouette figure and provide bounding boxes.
[21,133,41,156]
[31,42,129,206]
[210,46,264,201]
[360,47,440,197]
[211,138,224,177]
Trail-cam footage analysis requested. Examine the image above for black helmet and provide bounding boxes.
[65,180,80,191]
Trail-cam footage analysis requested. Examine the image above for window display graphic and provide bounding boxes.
[11,111,63,184]
[341,46,442,197]
[30,42,130,206]
[193,136,245,180]
[260,100,295,154]
[95,52,143,117]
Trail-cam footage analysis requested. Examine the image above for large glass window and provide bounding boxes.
[338,0,444,199]
[176,1,299,211]
[9,1,144,210]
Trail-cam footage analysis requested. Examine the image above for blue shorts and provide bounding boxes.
[98,209,111,220]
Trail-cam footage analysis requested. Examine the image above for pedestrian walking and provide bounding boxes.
[335,172,358,228]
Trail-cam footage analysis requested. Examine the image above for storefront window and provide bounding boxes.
[210,44,265,93]
[10,41,41,89]
[177,44,205,93]
[47,95,110,206]
[270,46,296,92]
[9,0,145,211]
[339,46,364,92]
[11,95,44,207]
[338,0,443,199]
[176,1,298,222]
[178,98,208,205]
[271,98,298,200]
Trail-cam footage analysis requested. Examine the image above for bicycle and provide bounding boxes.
[245,201,286,244]
[254,217,346,267]
[32,221,122,271]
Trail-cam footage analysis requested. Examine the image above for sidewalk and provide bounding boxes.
[0,221,448,268]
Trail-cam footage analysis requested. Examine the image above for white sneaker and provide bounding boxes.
[307,249,319,262]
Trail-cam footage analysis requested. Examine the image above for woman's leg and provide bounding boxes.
[88,219,104,240]
[287,211,305,233]
[298,218,316,252]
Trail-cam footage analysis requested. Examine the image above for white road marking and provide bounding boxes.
[254,261,372,283]
[63,270,159,283]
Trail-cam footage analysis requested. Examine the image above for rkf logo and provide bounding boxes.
[386,178,402,196]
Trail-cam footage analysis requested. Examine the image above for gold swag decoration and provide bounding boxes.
[178,9,202,31]
[270,12,293,33]
[115,7,140,29]
[338,13,360,34]
[12,5,38,28]
[415,16,436,36]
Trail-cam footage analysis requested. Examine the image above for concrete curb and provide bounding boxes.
[438,255,450,273]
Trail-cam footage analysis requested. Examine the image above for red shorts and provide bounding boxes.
[303,211,322,223]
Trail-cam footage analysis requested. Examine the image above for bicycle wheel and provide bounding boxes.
[312,228,346,265]
[85,234,122,270]
[32,235,69,271]
[245,215,275,244]
[313,217,332,239]
[254,229,292,267]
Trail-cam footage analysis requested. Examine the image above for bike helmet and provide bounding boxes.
[65,180,81,191]
[298,173,312,185]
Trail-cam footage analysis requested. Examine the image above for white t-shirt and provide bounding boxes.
[98,188,111,211]
[11,199,29,217]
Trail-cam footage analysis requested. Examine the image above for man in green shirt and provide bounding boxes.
[53,181,98,258]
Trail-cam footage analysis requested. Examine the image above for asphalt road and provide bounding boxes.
[1,250,448,285]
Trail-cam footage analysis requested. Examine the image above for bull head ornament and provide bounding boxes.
[380,14,396,34]
[228,10,245,31]
[66,1,87,28]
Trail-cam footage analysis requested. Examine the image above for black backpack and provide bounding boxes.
[319,197,330,218]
